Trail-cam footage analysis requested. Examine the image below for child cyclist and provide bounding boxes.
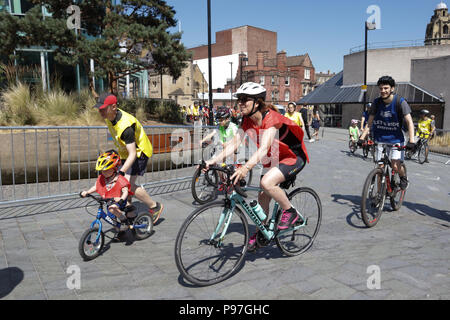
[349,119,360,148]
[200,106,239,147]
[81,150,131,232]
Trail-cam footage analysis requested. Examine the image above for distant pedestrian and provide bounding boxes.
[430,114,436,140]
[285,102,304,128]
[311,110,321,141]
[297,104,312,141]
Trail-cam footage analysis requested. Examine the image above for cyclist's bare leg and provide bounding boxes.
[128,175,157,208]
[260,168,291,211]
[391,160,405,177]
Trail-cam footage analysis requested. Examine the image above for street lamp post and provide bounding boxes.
[207,0,213,126]
[229,61,233,108]
[363,21,376,112]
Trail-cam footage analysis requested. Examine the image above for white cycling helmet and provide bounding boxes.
[234,82,266,100]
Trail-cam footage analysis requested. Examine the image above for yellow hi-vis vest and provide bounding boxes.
[105,109,153,159]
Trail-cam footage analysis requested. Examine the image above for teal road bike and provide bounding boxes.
[175,163,322,286]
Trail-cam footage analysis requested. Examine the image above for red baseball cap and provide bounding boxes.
[94,93,117,109]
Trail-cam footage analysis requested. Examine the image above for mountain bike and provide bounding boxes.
[360,144,408,228]
[191,143,253,204]
[79,194,153,261]
[405,135,429,164]
[362,137,376,162]
[176,164,322,286]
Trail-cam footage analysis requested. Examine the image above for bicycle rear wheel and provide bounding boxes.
[417,142,429,164]
[191,167,219,204]
[133,212,154,240]
[361,168,386,228]
[276,187,322,256]
[390,164,407,211]
[175,201,249,286]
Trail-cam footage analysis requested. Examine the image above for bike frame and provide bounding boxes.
[210,185,306,247]
[89,203,148,244]
[377,145,404,195]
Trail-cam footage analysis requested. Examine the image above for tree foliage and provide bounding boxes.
[0,0,191,94]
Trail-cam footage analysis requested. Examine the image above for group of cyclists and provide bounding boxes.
[82,74,432,250]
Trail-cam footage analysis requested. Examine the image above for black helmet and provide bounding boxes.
[216,106,231,119]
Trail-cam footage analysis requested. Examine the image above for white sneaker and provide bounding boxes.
[309,139,315,143]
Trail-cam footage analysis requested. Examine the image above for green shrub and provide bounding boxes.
[155,100,183,124]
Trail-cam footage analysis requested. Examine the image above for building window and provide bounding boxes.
[303,85,308,96]
[172,78,177,84]
[284,90,290,102]
[285,76,290,86]
[260,75,265,85]
[304,69,310,80]
[444,25,449,34]
[271,76,275,85]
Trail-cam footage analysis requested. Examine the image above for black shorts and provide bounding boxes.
[121,154,149,176]
[261,155,306,182]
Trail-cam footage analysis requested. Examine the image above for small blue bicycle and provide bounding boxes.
[175,163,322,286]
[79,193,153,261]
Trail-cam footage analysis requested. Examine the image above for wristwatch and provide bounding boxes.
[118,170,125,176]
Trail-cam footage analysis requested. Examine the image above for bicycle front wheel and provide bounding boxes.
[191,167,219,204]
[349,141,356,154]
[175,201,249,286]
[79,227,104,261]
[390,164,407,211]
[361,168,386,228]
[276,187,322,256]
[417,142,429,164]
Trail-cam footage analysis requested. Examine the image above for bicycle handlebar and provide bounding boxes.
[79,193,115,204]
[200,161,248,198]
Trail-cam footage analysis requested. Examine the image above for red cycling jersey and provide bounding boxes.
[241,109,309,167]
[95,174,131,199]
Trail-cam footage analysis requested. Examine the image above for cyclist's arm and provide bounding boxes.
[208,129,244,164]
[120,142,137,174]
[404,114,415,142]
[360,117,365,131]
[200,130,217,144]
[81,185,97,197]
[360,115,375,140]
[245,127,277,170]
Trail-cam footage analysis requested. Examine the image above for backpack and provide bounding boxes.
[372,94,408,132]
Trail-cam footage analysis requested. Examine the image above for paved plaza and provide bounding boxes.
[0,128,449,300]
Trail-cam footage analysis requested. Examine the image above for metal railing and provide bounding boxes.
[349,39,426,54]
[0,125,216,205]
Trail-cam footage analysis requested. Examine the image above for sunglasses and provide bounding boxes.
[237,97,252,104]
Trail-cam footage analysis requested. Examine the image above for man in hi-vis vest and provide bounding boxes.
[94,93,163,224]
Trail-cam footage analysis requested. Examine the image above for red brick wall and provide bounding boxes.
[188,26,277,63]
[229,52,315,106]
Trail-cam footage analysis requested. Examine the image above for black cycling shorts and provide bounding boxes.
[260,155,306,182]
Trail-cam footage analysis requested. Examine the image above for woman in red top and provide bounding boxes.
[81,150,131,232]
[205,82,309,251]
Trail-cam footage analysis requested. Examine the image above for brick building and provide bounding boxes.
[223,50,316,107]
[188,26,277,90]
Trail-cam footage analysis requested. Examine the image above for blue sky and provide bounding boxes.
[165,0,443,73]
